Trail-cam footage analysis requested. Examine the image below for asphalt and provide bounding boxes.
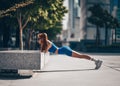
[0,53,120,86]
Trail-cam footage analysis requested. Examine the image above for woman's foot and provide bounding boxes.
[95,60,103,69]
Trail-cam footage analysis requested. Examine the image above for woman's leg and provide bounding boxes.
[72,50,95,61]
[57,46,102,69]
[72,50,103,69]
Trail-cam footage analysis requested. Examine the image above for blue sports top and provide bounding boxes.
[48,41,72,56]
[48,43,58,53]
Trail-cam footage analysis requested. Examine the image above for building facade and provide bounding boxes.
[66,0,119,44]
[67,0,81,41]
[111,0,120,42]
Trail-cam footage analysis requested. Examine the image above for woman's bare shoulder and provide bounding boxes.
[47,40,53,47]
[47,40,52,44]
[47,40,52,50]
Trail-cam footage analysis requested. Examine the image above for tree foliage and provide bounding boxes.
[0,0,34,18]
[88,4,104,27]
[29,0,68,29]
[88,4,120,45]
[39,21,62,40]
[88,4,104,46]
[0,0,68,49]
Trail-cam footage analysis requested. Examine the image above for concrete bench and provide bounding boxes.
[0,50,49,77]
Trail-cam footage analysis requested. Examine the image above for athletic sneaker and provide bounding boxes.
[95,60,103,69]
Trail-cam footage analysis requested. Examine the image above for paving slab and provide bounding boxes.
[0,53,120,86]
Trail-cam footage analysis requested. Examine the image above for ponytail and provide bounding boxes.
[38,33,48,53]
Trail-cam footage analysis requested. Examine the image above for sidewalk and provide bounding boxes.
[0,53,120,86]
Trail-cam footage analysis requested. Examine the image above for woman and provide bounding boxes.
[37,33,102,69]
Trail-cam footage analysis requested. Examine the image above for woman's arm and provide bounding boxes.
[46,40,52,51]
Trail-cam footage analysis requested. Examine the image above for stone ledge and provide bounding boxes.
[0,50,49,70]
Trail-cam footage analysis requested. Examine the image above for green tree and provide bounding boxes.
[39,21,62,40]
[0,0,33,18]
[24,0,67,49]
[0,0,67,50]
[0,0,33,48]
[0,17,10,48]
[88,4,120,46]
[19,0,67,50]
[109,16,120,43]
[100,10,120,45]
[101,10,111,45]
[88,4,104,46]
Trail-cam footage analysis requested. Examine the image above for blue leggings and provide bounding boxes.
[58,46,72,56]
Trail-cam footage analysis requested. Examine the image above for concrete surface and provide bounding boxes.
[0,50,49,70]
[0,53,120,86]
[0,50,41,69]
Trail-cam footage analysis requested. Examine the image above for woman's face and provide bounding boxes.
[37,38,42,44]
[37,33,47,44]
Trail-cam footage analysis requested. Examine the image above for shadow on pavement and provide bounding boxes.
[0,73,32,80]
[34,68,95,73]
